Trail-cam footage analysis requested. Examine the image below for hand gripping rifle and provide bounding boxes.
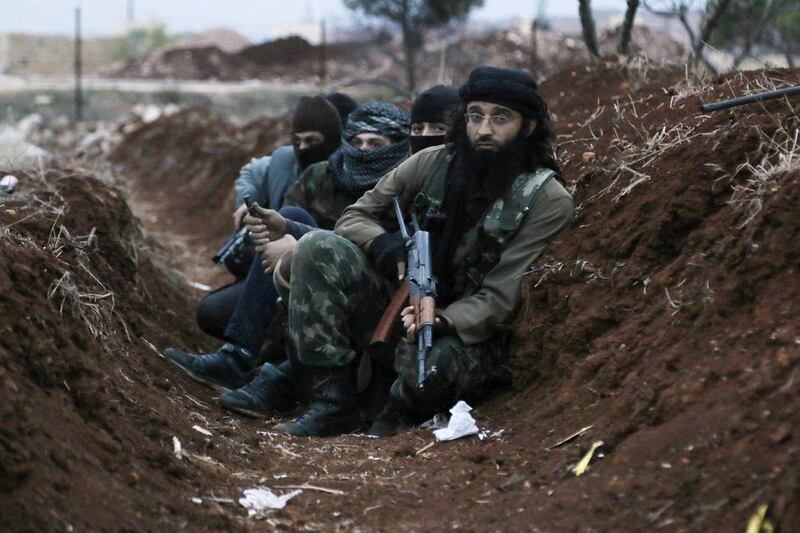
[369,197,437,389]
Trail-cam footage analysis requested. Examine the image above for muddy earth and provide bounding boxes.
[1,61,798,531]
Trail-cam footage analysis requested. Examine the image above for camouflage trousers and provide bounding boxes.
[288,230,509,415]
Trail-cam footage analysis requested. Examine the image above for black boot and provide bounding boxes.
[218,360,294,418]
[273,365,360,437]
[164,343,257,392]
[368,392,420,437]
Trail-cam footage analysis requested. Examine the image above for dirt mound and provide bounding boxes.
[106,35,386,84]
[496,62,800,529]
[0,166,238,529]
[109,107,290,285]
[108,45,261,81]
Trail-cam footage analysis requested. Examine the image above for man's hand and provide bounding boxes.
[233,204,248,229]
[258,234,297,274]
[400,305,446,342]
[243,203,287,242]
[368,232,407,281]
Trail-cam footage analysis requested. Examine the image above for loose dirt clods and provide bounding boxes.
[1,60,798,531]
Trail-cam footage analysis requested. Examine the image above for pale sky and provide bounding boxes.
[0,0,634,41]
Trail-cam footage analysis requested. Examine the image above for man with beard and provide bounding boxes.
[165,102,411,416]
[270,67,574,437]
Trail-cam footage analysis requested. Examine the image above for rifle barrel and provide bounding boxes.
[700,85,800,113]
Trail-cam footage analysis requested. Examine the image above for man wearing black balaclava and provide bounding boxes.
[409,84,460,154]
[165,95,352,390]
[268,66,574,437]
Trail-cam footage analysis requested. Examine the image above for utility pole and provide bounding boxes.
[74,5,83,123]
[318,18,327,88]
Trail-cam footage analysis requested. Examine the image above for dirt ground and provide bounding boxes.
[1,60,798,531]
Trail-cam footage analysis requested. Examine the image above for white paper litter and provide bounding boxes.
[192,425,213,436]
[1,175,18,194]
[172,436,182,459]
[239,486,302,516]
[190,497,203,505]
[188,280,212,291]
[433,401,480,442]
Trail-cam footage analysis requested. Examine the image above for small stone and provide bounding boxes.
[769,426,791,444]
[582,151,596,162]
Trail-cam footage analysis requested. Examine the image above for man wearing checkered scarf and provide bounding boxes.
[328,102,410,191]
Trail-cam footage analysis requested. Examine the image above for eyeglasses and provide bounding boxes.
[464,112,513,126]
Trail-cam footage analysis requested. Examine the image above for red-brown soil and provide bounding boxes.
[2,61,798,531]
[109,107,290,286]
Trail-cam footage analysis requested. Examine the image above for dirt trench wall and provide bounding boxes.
[0,168,233,530]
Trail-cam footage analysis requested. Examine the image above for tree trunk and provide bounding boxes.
[693,0,734,70]
[578,0,600,59]
[530,18,539,76]
[399,0,417,93]
[618,0,640,55]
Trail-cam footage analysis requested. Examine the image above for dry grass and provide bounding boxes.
[47,260,116,339]
[730,126,799,227]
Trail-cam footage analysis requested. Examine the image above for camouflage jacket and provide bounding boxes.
[335,144,574,345]
[284,161,366,231]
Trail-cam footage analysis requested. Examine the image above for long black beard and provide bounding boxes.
[455,130,531,204]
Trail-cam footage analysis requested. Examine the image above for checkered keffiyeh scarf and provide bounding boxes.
[329,102,410,191]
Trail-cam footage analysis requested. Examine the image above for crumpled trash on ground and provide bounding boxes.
[239,486,302,516]
[433,401,480,442]
[1,175,19,194]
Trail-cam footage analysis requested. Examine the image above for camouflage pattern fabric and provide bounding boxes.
[283,162,366,231]
[287,231,393,367]
[390,335,509,415]
[286,231,510,415]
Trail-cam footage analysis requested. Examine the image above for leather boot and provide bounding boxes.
[273,365,360,437]
[218,360,294,418]
[368,387,420,437]
[164,343,257,392]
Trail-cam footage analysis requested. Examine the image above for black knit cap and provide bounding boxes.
[325,92,358,125]
[459,66,543,118]
[293,95,341,138]
[411,85,460,124]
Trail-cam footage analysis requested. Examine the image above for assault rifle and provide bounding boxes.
[700,85,800,113]
[212,226,248,265]
[370,197,437,389]
[212,194,257,272]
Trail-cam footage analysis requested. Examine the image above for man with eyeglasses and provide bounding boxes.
[269,66,574,437]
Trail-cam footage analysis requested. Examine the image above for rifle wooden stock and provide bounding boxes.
[370,281,410,346]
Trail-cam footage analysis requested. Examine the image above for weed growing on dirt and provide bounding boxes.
[730,126,799,227]
[669,64,712,109]
[47,262,116,338]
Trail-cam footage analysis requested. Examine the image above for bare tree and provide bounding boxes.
[343,0,483,93]
[618,0,641,55]
[644,0,734,74]
[578,0,600,58]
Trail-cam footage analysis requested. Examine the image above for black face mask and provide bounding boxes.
[410,134,446,154]
[295,137,340,171]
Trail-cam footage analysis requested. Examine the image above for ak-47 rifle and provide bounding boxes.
[700,85,800,113]
[370,197,437,389]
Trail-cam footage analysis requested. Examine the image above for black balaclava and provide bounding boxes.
[409,84,460,154]
[292,95,342,171]
[325,92,358,126]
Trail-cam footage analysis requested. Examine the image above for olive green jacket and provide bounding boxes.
[334,145,574,345]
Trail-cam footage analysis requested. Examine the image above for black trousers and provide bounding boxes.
[196,206,317,355]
